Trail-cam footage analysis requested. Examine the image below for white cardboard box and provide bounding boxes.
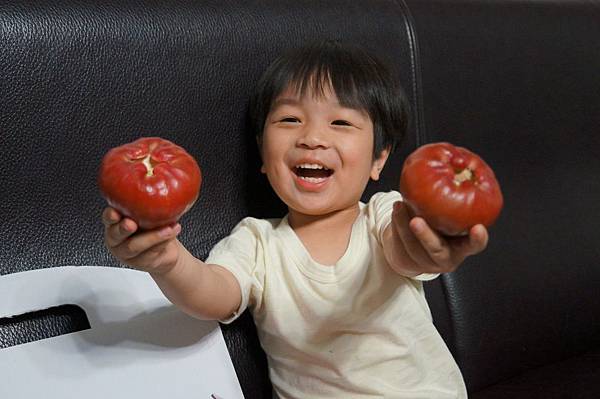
[0,266,244,398]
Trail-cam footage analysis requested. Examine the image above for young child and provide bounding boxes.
[102,40,488,398]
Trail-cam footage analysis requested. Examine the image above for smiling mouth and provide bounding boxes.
[293,163,334,183]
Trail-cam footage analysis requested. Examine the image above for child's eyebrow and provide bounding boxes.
[272,97,301,108]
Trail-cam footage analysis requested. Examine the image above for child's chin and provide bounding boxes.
[287,202,333,217]
[288,199,355,218]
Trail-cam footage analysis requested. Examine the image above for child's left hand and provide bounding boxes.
[383,201,489,277]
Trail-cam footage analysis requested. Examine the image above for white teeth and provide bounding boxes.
[296,163,328,170]
[299,176,327,183]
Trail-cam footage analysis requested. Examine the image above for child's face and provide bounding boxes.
[260,83,389,217]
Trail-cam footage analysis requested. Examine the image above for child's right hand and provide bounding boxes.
[102,207,183,275]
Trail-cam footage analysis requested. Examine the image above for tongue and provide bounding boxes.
[297,168,330,178]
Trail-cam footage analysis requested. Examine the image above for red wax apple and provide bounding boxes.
[98,137,202,229]
[399,142,503,236]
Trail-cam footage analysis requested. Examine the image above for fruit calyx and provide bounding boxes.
[141,154,155,177]
[453,168,473,185]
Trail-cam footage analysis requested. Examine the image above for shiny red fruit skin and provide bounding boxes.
[399,142,503,236]
[98,137,202,230]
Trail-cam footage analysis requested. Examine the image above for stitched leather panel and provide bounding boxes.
[470,349,600,399]
[0,1,420,396]
[405,0,600,392]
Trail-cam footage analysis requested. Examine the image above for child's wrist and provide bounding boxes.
[149,240,186,278]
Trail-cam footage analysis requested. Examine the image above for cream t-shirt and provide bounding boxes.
[206,191,467,398]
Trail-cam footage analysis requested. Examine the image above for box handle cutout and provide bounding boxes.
[0,304,90,349]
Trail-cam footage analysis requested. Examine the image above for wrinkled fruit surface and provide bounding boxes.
[98,137,202,229]
[399,142,503,236]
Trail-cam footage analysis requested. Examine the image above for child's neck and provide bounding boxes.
[288,203,360,266]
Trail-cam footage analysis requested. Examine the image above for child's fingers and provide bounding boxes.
[439,225,489,266]
[126,235,187,274]
[104,217,138,248]
[112,224,181,260]
[462,224,489,256]
[408,218,454,269]
[392,203,434,268]
[101,207,121,226]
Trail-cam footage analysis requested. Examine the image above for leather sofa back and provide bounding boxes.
[1,1,420,396]
[407,0,600,391]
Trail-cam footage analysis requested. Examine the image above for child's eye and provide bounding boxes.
[331,120,353,126]
[280,117,300,123]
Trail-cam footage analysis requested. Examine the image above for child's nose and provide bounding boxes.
[297,125,330,149]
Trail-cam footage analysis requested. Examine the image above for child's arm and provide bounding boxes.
[382,201,489,277]
[102,207,241,320]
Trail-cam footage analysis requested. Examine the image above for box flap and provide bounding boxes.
[0,266,244,398]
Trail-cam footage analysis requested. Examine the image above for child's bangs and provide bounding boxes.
[282,62,367,111]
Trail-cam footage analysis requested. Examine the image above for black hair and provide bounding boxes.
[248,40,410,158]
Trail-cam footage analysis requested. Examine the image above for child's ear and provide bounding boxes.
[370,146,391,181]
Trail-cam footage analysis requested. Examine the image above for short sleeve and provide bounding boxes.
[410,272,439,281]
[205,217,267,324]
[368,190,403,245]
[367,191,439,282]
